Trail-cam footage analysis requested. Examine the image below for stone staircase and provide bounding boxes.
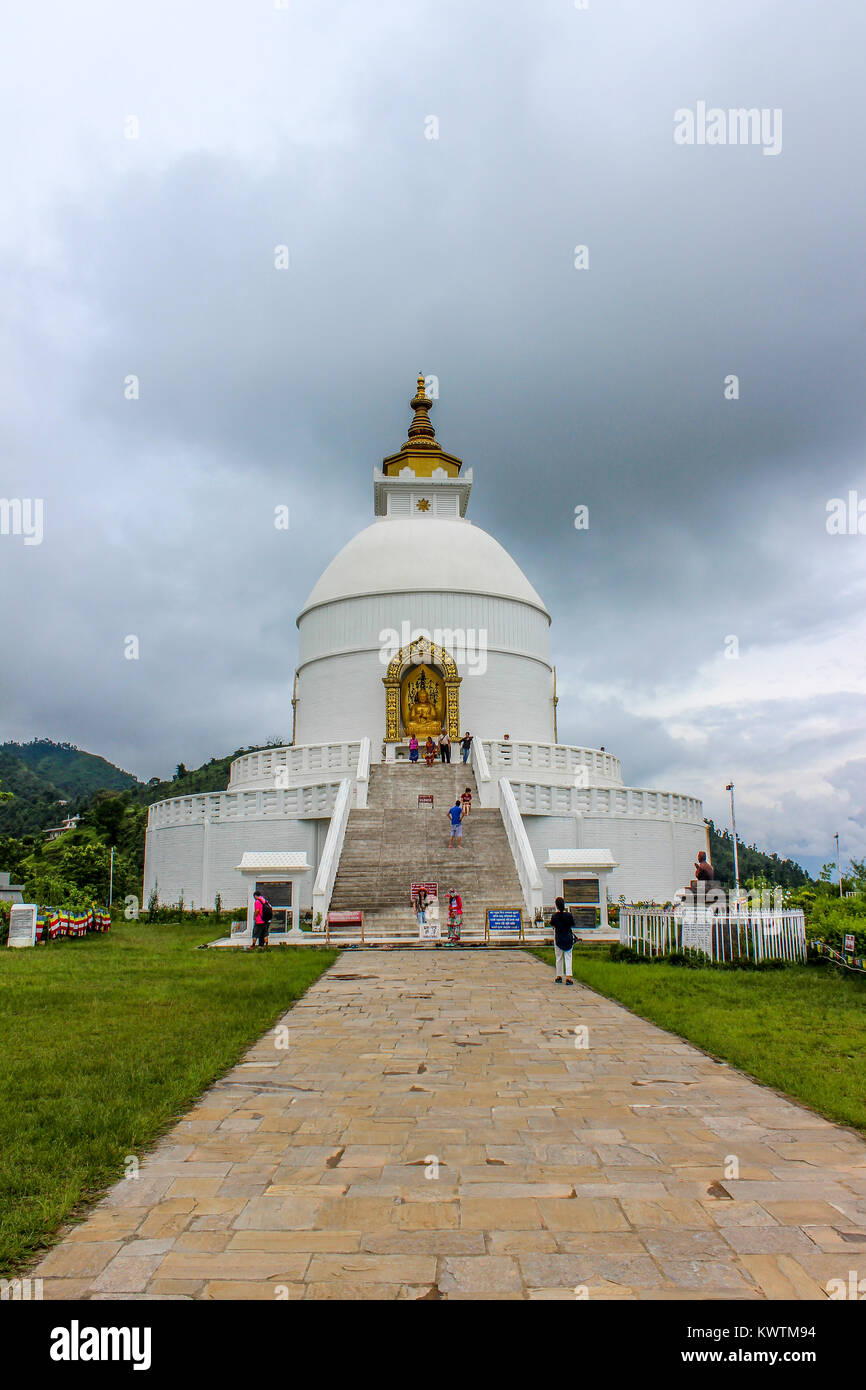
[327,762,525,940]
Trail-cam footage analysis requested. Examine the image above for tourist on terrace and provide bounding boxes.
[439,729,452,763]
[550,896,575,986]
[252,891,272,949]
[461,731,473,763]
[448,799,463,848]
[461,785,472,817]
[424,736,436,766]
[409,734,419,763]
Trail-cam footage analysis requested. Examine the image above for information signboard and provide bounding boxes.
[413,883,440,939]
[7,904,37,948]
[680,907,713,955]
[486,908,524,940]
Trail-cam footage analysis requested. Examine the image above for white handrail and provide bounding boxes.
[471,736,494,805]
[356,736,371,807]
[312,777,353,928]
[498,776,543,919]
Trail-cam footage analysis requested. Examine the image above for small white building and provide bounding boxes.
[143,377,707,919]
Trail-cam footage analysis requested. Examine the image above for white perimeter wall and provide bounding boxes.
[522,813,710,904]
[143,819,322,911]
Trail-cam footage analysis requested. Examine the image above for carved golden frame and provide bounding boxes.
[383,638,461,742]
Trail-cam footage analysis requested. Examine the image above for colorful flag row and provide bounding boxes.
[35,908,111,942]
[812,939,866,974]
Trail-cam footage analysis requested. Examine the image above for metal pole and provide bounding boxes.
[725,783,739,901]
[835,832,842,898]
[109,846,115,907]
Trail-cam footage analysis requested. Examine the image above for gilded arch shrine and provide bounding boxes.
[382,638,462,742]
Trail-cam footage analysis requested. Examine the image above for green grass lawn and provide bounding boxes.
[0,921,337,1275]
[531,946,866,1133]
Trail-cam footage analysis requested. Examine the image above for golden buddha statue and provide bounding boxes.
[405,686,441,739]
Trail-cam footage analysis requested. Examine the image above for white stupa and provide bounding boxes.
[143,377,707,932]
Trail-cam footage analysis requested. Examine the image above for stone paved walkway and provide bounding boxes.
[33,951,866,1299]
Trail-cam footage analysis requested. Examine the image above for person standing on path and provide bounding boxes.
[460,731,473,764]
[409,734,419,763]
[252,891,273,949]
[448,799,464,848]
[439,729,452,763]
[424,736,436,766]
[447,889,463,943]
[550,895,575,985]
[415,886,428,927]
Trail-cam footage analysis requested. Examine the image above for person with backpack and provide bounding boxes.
[550,895,575,985]
[252,891,273,948]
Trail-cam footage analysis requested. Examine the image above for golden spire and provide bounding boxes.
[407,373,437,443]
[381,373,463,478]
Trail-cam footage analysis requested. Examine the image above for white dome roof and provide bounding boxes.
[299,517,549,618]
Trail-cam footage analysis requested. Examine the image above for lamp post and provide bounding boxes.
[834,832,842,899]
[725,783,740,902]
[109,845,115,907]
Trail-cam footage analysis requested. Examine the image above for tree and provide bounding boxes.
[847,858,866,893]
[85,792,126,843]
[173,764,187,781]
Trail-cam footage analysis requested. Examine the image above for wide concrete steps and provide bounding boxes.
[365,760,478,810]
[328,762,524,938]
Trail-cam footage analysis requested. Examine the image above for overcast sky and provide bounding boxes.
[1,0,864,875]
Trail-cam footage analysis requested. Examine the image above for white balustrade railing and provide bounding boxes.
[471,736,494,806]
[498,777,544,920]
[483,740,623,787]
[147,783,341,828]
[227,741,364,790]
[312,777,353,930]
[355,736,371,808]
[508,781,704,822]
[619,907,807,964]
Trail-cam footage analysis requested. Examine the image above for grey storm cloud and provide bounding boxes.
[1,0,864,872]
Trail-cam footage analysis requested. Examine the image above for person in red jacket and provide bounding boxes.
[447,890,463,944]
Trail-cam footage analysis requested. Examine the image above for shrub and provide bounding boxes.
[608,941,789,972]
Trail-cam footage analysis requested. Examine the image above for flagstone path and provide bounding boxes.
[34,950,866,1300]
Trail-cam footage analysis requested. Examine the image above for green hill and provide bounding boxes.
[2,739,139,799]
[0,738,276,905]
[0,740,141,837]
[706,820,810,890]
[0,749,64,837]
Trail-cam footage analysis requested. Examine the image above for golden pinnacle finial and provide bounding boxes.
[407,373,436,444]
[380,372,463,477]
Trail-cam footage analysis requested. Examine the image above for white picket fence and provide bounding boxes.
[619,907,807,964]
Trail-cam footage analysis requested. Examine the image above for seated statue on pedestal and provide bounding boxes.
[405,682,441,739]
